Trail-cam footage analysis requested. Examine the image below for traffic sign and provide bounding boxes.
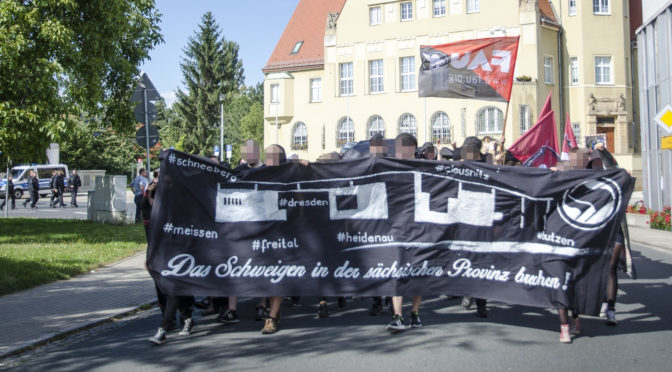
[131,73,162,102]
[134,101,157,125]
[662,135,672,150]
[135,125,160,149]
[226,144,232,159]
[654,104,672,135]
[214,145,220,156]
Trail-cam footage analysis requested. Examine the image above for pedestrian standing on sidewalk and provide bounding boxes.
[1,174,16,210]
[130,168,148,224]
[68,169,81,207]
[55,170,66,207]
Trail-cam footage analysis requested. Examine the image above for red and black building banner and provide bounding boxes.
[419,36,520,102]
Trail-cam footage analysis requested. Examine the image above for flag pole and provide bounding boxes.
[498,101,511,162]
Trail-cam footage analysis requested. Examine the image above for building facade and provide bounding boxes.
[263,0,640,172]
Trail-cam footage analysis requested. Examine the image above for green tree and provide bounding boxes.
[0,0,163,165]
[172,12,244,156]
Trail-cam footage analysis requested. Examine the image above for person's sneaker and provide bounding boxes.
[559,324,572,343]
[255,305,269,321]
[386,315,407,333]
[599,302,608,318]
[410,311,422,328]
[261,317,279,334]
[338,297,347,308]
[476,304,488,318]
[178,318,194,336]
[194,298,211,310]
[461,296,473,309]
[570,317,581,335]
[370,301,383,316]
[217,309,240,325]
[606,310,617,326]
[149,327,167,345]
[317,303,328,318]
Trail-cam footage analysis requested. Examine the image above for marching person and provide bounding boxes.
[49,170,58,207]
[68,169,82,207]
[55,170,66,207]
[387,133,424,333]
[131,168,148,223]
[1,174,16,210]
[23,170,39,209]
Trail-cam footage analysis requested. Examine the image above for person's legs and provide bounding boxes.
[606,242,624,325]
[134,194,143,223]
[410,295,423,327]
[262,296,282,334]
[10,194,15,209]
[255,297,269,320]
[31,193,39,208]
[558,308,571,343]
[217,296,239,324]
[71,189,77,207]
[58,189,65,206]
[387,296,406,332]
[370,296,383,315]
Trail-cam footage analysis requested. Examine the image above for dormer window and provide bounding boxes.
[291,41,303,54]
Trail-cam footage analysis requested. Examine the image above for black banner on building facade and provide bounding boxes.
[147,150,634,315]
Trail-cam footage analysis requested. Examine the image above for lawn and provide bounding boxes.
[0,219,146,296]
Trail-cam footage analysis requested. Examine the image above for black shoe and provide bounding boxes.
[255,305,269,321]
[476,305,488,318]
[338,297,347,308]
[217,309,240,325]
[370,301,383,316]
[386,315,407,333]
[149,327,167,345]
[317,303,328,318]
[194,297,211,310]
[410,311,423,328]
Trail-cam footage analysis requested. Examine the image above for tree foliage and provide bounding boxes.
[0,0,163,164]
[171,12,244,156]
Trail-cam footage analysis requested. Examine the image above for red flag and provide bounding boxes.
[508,110,559,168]
[538,91,552,121]
[419,37,520,102]
[561,113,578,161]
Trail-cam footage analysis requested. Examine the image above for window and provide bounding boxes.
[569,0,576,16]
[431,112,450,144]
[398,113,417,137]
[519,105,531,134]
[569,57,579,85]
[369,6,382,25]
[595,56,612,84]
[572,122,581,143]
[433,0,446,17]
[368,115,386,138]
[467,0,480,13]
[340,62,353,96]
[593,0,609,15]
[291,41,303,54]
[337,117,355,146]
[477,107,504,135]
[400,57,416,91]
[544,57,553,84]
[270,84,279,103]
[310,78,322,102]
[400,2,413,21]
[369,60,384,93]
[292,122,308,150]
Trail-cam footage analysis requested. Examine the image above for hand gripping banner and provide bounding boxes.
[148,150,634,315]
[419,36,520,102]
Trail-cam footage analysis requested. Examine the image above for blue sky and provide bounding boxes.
[140,0,300,105]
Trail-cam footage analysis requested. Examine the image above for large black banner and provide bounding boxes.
[148,150,635,315]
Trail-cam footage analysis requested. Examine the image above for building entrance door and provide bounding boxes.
[596,126,615,151]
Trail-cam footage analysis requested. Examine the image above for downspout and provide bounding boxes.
[630,40,638,153]
[557,26,564,140]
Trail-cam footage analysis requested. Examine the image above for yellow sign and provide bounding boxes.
[662,135,672,150]
[654,104,672,134]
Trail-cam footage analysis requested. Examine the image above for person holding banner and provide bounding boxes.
[387,133,424,333]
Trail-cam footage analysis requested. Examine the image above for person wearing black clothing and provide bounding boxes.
[1,175,15,210]
[68,169,81,207]
[23,170,39,208]
[49,170,58,207]
[55,170,66,207]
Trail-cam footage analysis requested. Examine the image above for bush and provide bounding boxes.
[648,206,671,231]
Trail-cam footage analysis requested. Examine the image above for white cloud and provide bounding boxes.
[161,90,177,107]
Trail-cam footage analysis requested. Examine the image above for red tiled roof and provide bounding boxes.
[263,0,347,73]
[539,0,558,25]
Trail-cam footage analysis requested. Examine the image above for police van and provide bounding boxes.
[0,164,69,199]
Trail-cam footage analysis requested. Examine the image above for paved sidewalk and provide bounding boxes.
[0,252,155,358]
[629,226,672,251]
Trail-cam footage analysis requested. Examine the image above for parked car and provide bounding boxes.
[0,164,69,199]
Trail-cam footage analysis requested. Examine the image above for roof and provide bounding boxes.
[263,0,347,73]
[539,0,559,25]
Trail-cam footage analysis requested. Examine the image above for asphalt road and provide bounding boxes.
[1,194,88,220]
[4,242,672,371]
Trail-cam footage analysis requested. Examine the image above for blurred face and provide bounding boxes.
[462,145,481,161]
[370,142,388,158]
[423,147,436,160]
[395,139,415,160]
[265,146,283,166]
[594,141,605,151]
[569,151,590,169]
[241,140,260,165]
[72,170,77,175]
[141,170,148,177]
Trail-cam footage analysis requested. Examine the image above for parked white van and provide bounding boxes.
[0,164,69,199]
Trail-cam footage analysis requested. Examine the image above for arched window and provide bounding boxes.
[398,113,417,137]
[431,112,451,144]
[367,115,385,138]
[476,107,503,135]
[337,117,355,146]
[291,122,307,150]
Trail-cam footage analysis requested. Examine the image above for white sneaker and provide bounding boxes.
[559,324,572,343]
[178,318,194,336]
[599,302,608,318]
[149,327,167,345]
